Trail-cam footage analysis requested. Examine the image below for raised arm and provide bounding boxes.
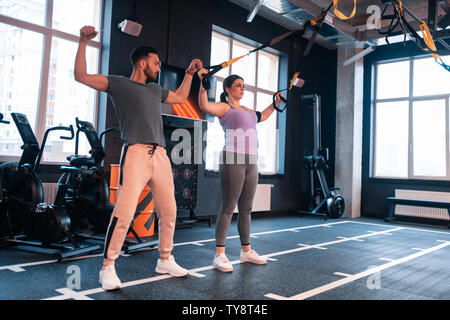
[195,68,229,117]
[164,59,203,104]
[258,92,284,122]
[74,26,108,91]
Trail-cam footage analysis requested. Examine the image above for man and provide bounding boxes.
[74,26,202,290]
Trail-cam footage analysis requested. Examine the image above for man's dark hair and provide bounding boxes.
[130,46,158,66]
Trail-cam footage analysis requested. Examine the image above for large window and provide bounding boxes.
[0,0,102,163]
[206,30,280,174]
[372,55,450,180]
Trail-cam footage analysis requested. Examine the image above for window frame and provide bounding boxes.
[0,0,103,164]
[372,55,450,181]
[208,30,281,175]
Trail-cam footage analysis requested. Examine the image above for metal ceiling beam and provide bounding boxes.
[247,0,263,23]
[229,0,338,49]
[288,0,359,38]
[428,0,438,31]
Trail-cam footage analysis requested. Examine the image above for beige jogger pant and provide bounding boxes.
[103,143,176,266]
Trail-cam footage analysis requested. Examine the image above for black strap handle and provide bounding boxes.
[0,113,9,124]
[272,90,288,113]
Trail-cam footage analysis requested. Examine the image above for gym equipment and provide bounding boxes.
[0,112,100,260]
[163,117,211,228]
[0,113,9,125]
[273,4,333,112]
[7,112,73,240]
[299,94,345,220]
[0,113,10,237]
[385,196,450,228]
[68,118,158,253]
[379,0,450,72]
[59,117,112,233]
[201,3,333,97]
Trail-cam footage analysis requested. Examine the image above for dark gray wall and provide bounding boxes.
[100,0,338,217]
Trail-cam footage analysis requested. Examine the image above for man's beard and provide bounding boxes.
[145,69,159,83]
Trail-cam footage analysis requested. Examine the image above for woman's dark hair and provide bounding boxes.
[220,74,244,102]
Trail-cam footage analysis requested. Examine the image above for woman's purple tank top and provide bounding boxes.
[219,104,258,155]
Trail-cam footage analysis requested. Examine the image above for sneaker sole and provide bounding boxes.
[240,257,267,265]
[213,262,233,272]
[99,279,121,291]
[155,267,188,277]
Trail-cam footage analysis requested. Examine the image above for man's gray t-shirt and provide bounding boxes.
[106,75,169,147]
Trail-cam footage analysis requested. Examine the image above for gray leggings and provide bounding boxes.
[215,152,258,247]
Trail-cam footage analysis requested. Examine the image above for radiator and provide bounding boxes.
[42,183,58,204]
[394,189,450,221]
[234,184,273,213]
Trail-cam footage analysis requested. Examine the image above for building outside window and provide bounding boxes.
[0,0,103,163]
[372,55,450,180]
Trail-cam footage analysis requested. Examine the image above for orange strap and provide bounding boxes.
[333,0,357,20]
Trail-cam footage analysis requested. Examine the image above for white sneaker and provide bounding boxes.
[213,254,233,272]
[240,250,267,265]
[99,265,121,291]
[155,255,188,277]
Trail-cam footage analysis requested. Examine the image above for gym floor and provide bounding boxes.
[0,214,449,301]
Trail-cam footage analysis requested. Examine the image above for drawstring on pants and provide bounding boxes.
[147,144,157,157]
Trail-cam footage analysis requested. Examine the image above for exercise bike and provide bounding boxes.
[59,117,114,233]
[0,112,64,237]
[299,94,345,220]
[0,112,100,259]
[0,113,11,237]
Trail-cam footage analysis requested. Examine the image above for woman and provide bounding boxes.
[197,69,284,272]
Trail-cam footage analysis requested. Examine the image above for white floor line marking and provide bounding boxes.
[189,271,206,278]
[378,258,394,262]
[3,221,351,272]
[349,220,450,235]
[265,240,450,300]
[114,222,348,253]
[367,230,392,235]
[297,244,327,250]
[265,293,287,300]
[58,274,175,299]
[41,226,403,300]
[411,248,425,251]
[259,227,403,260]
[49,288,94,300]
[250,235,259,238]
[336,236,364,242]
[190,242,205,246]
[333,272,351,277]
[0,259,58,272]
[7,266,26,272]
[265,257,278,261]
[231,220,348,239]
